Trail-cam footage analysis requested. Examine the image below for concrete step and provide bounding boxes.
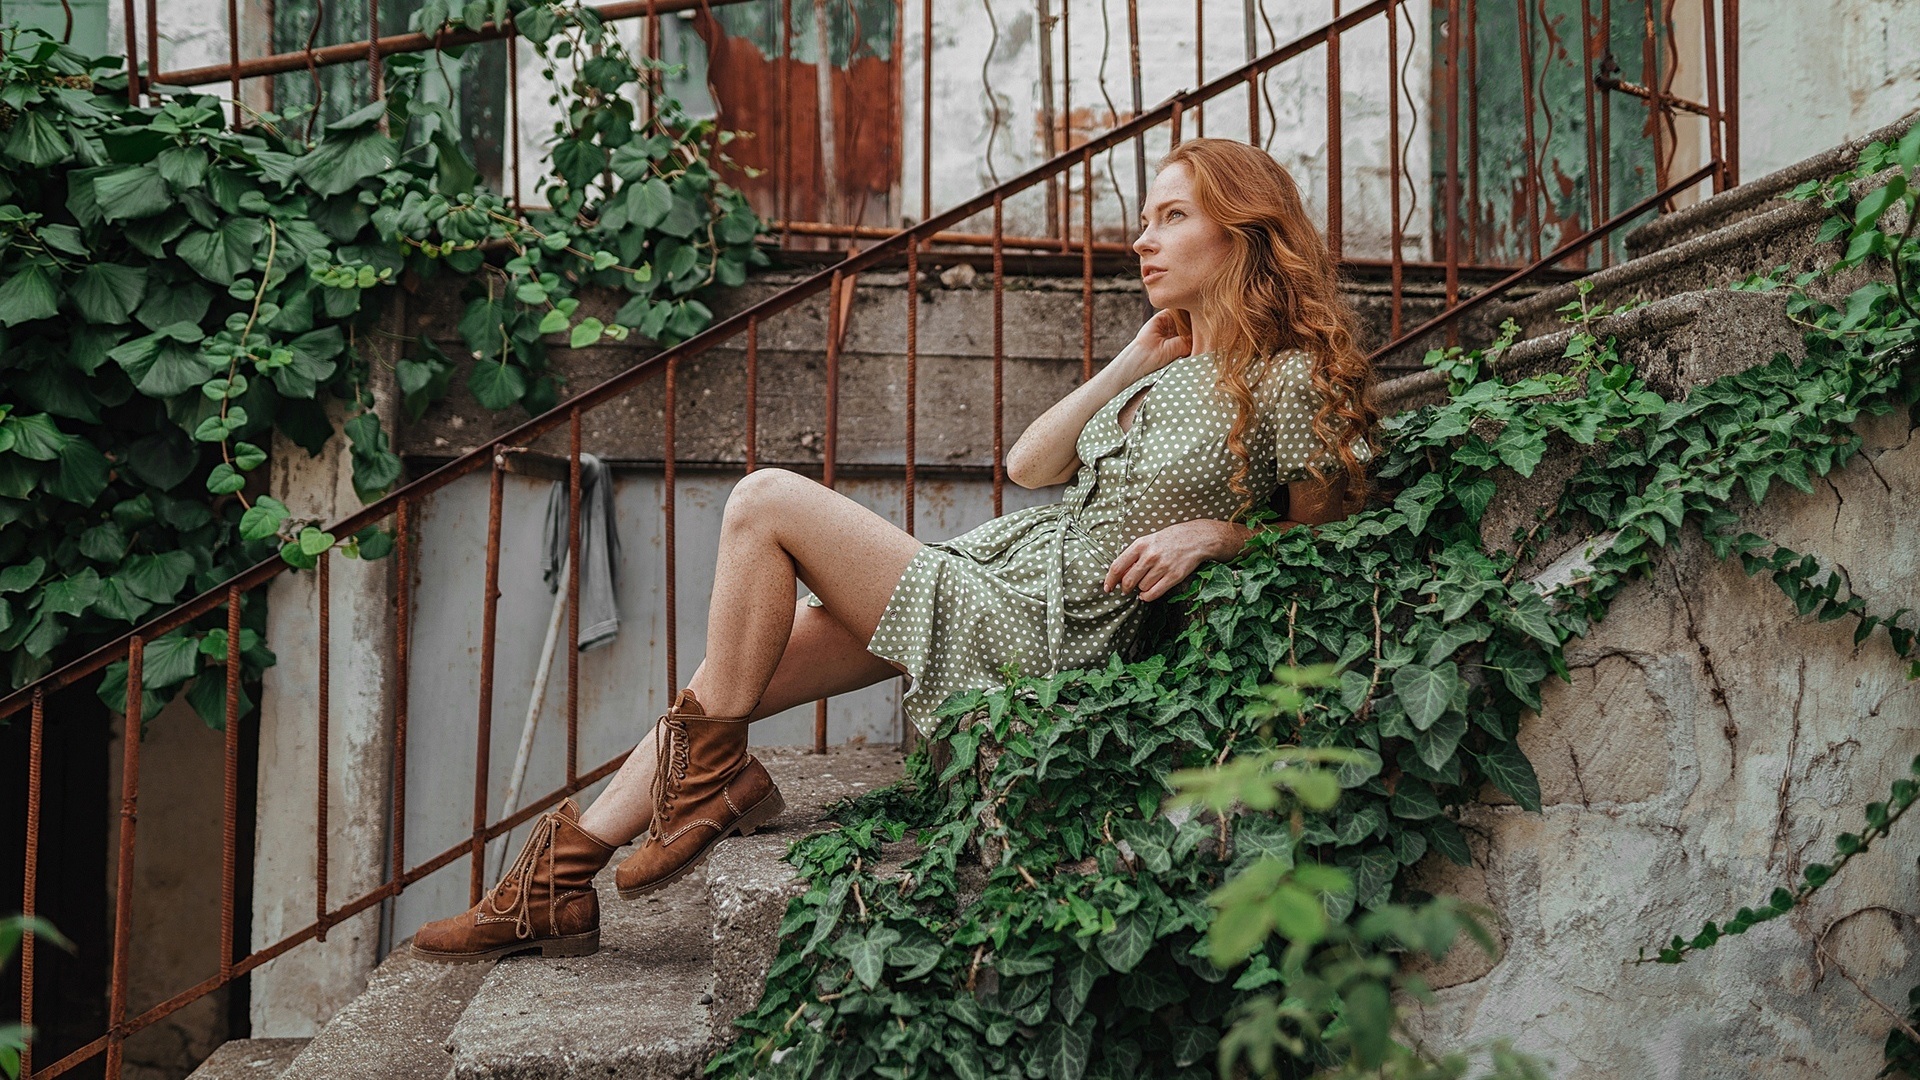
[1377,286,1800,415]
[1496,111,1917,341]
[276,941,494,1079]
[1622,110,1918,260]
[440,743,906,1079]
[185,1037,310,1080]
[704,745,910,1037]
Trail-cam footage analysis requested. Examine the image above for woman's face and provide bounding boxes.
[1133,162,1236,314]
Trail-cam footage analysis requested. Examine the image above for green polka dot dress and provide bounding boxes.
[817,347,1339,737]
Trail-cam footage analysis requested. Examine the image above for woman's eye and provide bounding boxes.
[1167,209,1184,220]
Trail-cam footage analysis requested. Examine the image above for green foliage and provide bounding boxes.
[0,914,72,1080]
[0,15,765,713]
[706,150,1918,1077]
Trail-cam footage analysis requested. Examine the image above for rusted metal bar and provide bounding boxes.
[1387,0,1404,335]
[665,356,679,693]
[104,637,144,1079]
[391,499,411,878]
[1517,0,1542,262]
[153,0,767,87]
[509,37,522,210]
[367,0,383,106]
[1724,0,1738,186]
[145,0,157,105]
[1170,99,1183,147]
[1244,0,1258,142]
[471,456,505,905]
[1083,152,1094,383]
[1443,0,1461,324]
[770,219,1133,253]
[1582,0,1602,249]
[226,0,240,125]
[121,0,138,102]
[1368,160,1715,364]
[745,317,760,472]
[567,408,582,784]
[780,0,793,243]
[1194,0,1205,137]
[1599,0,1614,267]
[1642,0,1664,193]
[1593,74,1714,119]
[1326,0,1342,265]
[992,194,1006,517]
[1700,0,1723,193]
[1125,0,1145,227]
[919,0,930,221]
[20,690,42,1079]
[0,1,1394,728]
[1060,0,1073,243]
[1464,0,1479,260]
[1039,0,1060,237]
[818,270,843,755]
[316,553,331,940]
[905,243,919,537]
[220,587,241,979]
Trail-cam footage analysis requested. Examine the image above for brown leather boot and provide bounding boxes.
[613,688,786,900]
[409,798,618,963]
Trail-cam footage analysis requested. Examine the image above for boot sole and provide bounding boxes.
[615,785,788,901]
[408,927,601,964]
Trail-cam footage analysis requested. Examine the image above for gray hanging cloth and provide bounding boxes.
[541,453,622,651]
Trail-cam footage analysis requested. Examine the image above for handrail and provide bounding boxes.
[0,0,1392,724]
[1365,160,1721,372]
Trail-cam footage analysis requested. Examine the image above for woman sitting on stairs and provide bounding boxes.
[408,137,1378,964]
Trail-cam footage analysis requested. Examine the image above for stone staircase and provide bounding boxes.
[190,745,905,1080]
[1380,110,1919,414]
[191,108,1917,1080]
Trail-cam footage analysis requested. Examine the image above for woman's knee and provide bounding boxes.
[723,467,809,527]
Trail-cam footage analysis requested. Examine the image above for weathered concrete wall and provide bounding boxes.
[1407,406,1920,1077]
[249,345,402,1036]
[104,699,231,1080]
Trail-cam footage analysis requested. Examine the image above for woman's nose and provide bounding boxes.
[1132,229,1154,255]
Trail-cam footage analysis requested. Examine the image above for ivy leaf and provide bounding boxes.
[141,632,203,689]
[1096,910,1153,974]
[119,551,195,603]
[467,360,526,411]
[1051,949,1104,1025]
[0,557,46,594]
[177,218,265,286]
[240,495,290,541]
[298,527,335,557]
[834,926,901,990]
[1494,424,1546,477]
[206,463,246,495]
[1453,475,1496,523]
[295,129,399,198]
[1036,1015,1093,1080]
[1391,662,1458,731]
[1390,780,1444,821]
[93,164,173,222]
[885,938,943,980]
[70,263,148,324]
[1428,817,1472,865]
[1479,740,1542,812]
[569,317,606,349]
[6,109,72,167]
[0,265,60,326]
[40,568,102,617]
[627,177,673,229]
[49,439,109,504]
[1412,712,1468,773]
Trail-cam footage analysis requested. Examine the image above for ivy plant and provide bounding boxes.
[0,15,766,724]
[707,127,1919,1079]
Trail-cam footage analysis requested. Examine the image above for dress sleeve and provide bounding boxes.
[1257,350,1339,488]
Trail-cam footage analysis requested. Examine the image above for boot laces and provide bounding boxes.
[482,810,562,941]
[649,714,692,837]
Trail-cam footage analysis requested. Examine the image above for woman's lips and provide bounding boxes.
[1142,268,1166,284]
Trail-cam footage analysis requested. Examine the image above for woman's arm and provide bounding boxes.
[1103,472,1352,601]
[1006,312,1192,489]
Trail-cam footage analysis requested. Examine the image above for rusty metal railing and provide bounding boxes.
[4,0,1742,1074]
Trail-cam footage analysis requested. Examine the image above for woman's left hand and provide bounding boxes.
[1103,519,1249,602]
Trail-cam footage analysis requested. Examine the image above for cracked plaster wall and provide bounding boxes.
[1406,408,1920,1077]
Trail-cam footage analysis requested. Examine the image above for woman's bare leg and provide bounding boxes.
[578,469,919,844]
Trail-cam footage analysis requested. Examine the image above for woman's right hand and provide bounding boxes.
[1125,310,1193,376]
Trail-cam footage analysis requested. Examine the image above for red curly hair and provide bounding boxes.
[1155,139,1377,517]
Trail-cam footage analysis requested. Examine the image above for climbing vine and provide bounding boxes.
[0,8,765,723]
[708,123,1920,1079]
